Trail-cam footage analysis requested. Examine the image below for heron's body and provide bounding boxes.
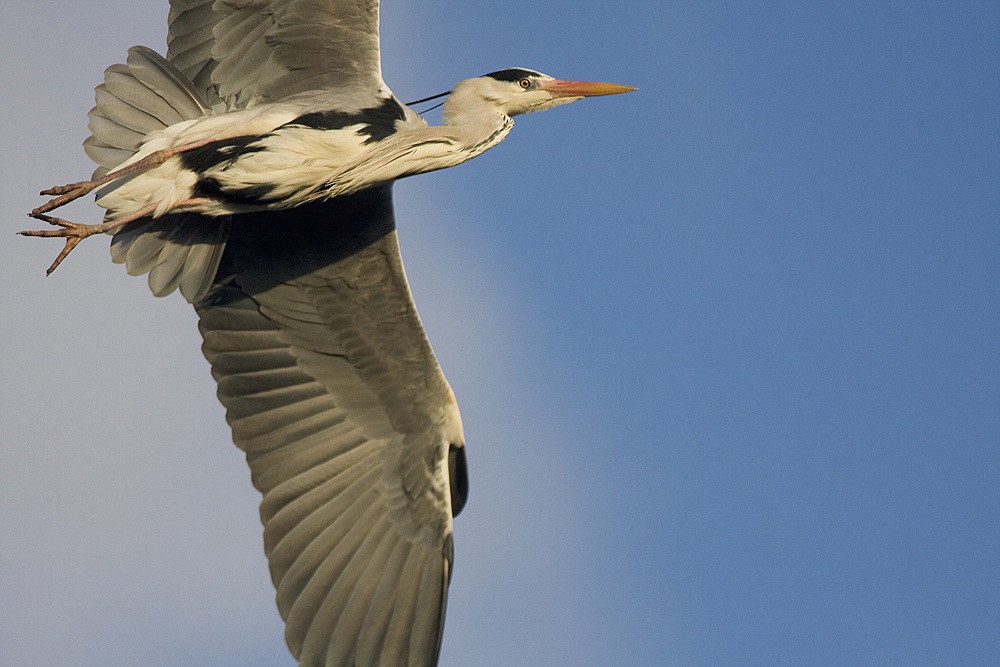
[23,2,633,666]
[99,89,515,220]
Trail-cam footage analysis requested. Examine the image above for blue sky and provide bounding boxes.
[2,2,997,666]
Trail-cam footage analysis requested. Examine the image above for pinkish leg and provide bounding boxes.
[20,197,211,275]
[32,138,215,216]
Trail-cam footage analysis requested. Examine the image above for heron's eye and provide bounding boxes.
[518,78,531,89]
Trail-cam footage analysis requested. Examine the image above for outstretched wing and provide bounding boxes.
[167,0,388,110]
[196,187,468,667]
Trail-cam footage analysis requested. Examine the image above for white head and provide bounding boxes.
[442,68,636,123]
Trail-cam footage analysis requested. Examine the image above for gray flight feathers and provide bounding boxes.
[85,46,222,303]
[198,284,449,667]
[167,0,222,103]
[194,196,459,665]
[167,0,388,111]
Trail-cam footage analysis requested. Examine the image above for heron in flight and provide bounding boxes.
[23,2,634,665]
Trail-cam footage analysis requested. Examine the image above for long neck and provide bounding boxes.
[441,104,514,159]
[316,96,515,194]
[440,84,517,159]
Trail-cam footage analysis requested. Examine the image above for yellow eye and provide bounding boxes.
[518,78,531,89]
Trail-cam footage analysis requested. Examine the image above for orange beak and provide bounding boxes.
[537,79,637,98]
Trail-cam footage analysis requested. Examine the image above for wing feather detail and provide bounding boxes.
[193,190,462,666]
[167,0,387,110]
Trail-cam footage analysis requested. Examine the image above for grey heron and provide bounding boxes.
[22,2,634,666]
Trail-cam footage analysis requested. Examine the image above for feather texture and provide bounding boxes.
[193,189,462,667]
[166,0,387,111]
[109,212,230,302]
[86,47,211,179]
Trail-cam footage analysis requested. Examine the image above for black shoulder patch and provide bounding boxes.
[180,136,267,173]
[193,177,276,205]
[484,68,543,83]
[288,97,408,145]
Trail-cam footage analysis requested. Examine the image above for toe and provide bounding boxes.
[45,238,83,275]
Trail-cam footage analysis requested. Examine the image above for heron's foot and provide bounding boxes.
[19,213,108,275]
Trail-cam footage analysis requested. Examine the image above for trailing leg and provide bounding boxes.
[32,139,214,216]
[20,197,211,275]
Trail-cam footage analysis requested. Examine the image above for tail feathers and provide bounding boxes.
[111,213,231,303]
[85,45,211,179]
[91,46,224,303]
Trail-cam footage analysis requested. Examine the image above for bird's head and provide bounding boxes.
[442,68,636,120]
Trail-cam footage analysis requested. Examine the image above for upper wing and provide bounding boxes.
[167,0,388,110]
[195,186,467,667]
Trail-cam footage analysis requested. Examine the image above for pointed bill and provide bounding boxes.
[537,79,637,98]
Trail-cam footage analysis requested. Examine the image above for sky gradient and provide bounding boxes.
[2,2,998,666]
